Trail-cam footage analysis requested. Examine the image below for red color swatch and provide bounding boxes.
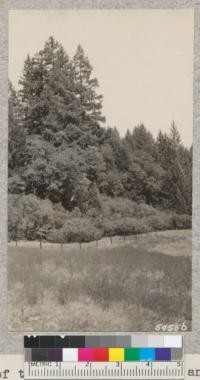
[92,348,109,362]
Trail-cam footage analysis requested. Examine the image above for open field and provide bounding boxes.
[8,230,191,331]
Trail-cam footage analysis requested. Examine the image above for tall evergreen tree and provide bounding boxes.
[19,54,46,133]
[19,37,82,144]
[156,122,189,213]
[8,36,192,220]
[8,81,26,172]
[128,124,156,155]
[170,120,181,146]
[72,45,105,127]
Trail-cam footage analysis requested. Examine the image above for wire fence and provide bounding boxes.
[8,230,175,251]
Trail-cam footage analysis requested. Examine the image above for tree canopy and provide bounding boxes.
[8,37,192,242]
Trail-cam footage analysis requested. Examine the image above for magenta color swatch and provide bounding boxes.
[78,348,93,361]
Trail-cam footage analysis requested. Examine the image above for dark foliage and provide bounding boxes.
[8,37,192,242]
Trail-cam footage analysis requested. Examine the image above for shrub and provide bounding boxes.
[9,193,191,244]
[136,203,158,218]
[86,207,102,218]
[8,194,23,241]
[53,203,68,229]
[63,218,103,243]
[8,175,26,194]
[146,214,173,231]
[101,196,138,218]
[103,217,152,237]
[8,194,55,240]
[172,214,192,229]
[47,229,65,243]
[135,218,153,234]
[70,207,82,218]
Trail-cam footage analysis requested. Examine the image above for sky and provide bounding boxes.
[9,9,194,147]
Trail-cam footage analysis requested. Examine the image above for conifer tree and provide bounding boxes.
[19,37,82,145]
[19,53,48,134]
[170,120,181,146]
[39,38,83,145]
[8,36,192,220]
[156,122,188,212]
[8,81,26,171]
[72,45,105,127]
[130,124,155,154]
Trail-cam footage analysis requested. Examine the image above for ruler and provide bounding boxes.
[24,361,184,379]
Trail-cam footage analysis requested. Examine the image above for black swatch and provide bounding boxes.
[24,336,39,348]
[32,349,48,362]
[39,336,56,348]
[55,336,70,348]
[69,336,85,347]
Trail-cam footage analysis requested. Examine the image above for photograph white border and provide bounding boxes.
[0,0,199,354]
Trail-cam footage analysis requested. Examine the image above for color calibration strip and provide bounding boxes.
[24,336,184,379]
[24,335,183,362]
[25,347,182,362]
[24,335,183,348]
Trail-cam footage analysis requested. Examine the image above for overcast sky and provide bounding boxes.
[9,9,194,147]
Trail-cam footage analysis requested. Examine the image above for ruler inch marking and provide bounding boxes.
[24,360,185,379]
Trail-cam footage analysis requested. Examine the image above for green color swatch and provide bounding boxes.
[124,348,140,361]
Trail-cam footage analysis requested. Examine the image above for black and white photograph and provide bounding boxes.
[8,9,193,331]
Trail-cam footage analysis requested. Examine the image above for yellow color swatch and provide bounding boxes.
[109,348,124,362]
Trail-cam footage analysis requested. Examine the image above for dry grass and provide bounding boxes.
[8,230,191,331]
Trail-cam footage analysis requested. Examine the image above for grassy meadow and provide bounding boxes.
[8,230,191,331]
